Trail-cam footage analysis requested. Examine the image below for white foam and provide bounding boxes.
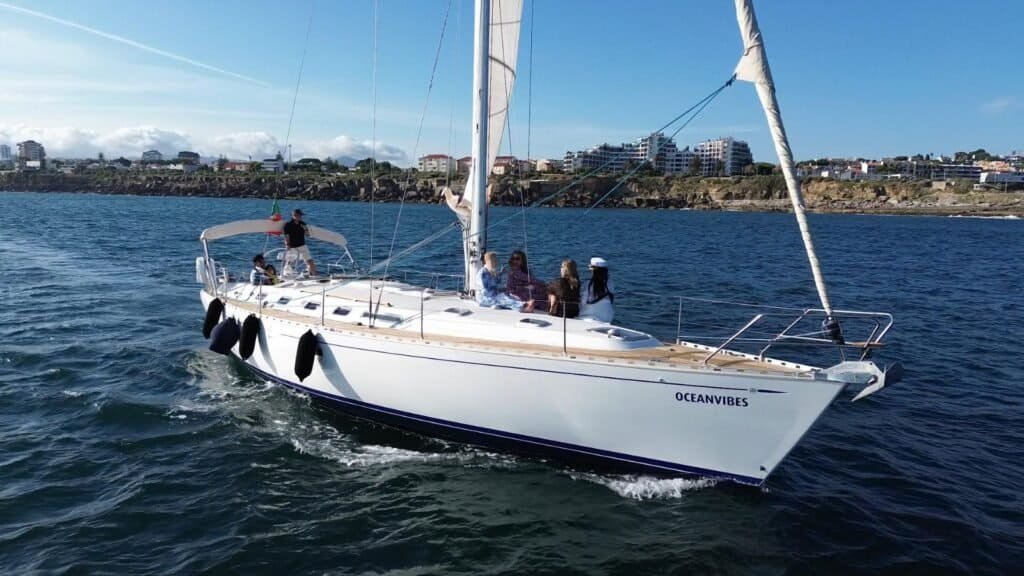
[567,471,717,500]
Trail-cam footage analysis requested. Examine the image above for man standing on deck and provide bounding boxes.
[283,208,318,277]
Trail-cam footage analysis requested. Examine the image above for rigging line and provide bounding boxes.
[445,0,462,188]
[469,76,737,237]
[284,1,315,155]
[369,0,380,271]
[341,76,738,278]
[521,0,534,255]
[582,78,731,215]
[372,0,455,321]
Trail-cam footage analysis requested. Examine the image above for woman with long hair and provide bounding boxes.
[547,258,581,318]
[580,257,615,322]
[506,250,548,311]
[476,251,528,310]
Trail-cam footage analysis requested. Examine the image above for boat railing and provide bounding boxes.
[620,291,893,365]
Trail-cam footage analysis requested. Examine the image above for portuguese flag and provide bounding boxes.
[268,199,282,235]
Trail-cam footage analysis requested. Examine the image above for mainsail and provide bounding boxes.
[733,0,834,318]
[459,0,524,291]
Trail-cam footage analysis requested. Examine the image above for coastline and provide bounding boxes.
[2,171,1022,217]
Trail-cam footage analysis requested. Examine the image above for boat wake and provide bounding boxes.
[567,471,717,500]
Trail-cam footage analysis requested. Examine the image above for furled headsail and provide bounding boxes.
[733,0,835,318]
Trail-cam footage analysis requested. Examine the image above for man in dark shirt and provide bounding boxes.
[282,208,318,277]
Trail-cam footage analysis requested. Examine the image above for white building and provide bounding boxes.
[17,140,46,162]
[563,133,702,176]
[142,150,163,162]
[980,171,1024,185]
[262,158,284,173]
[167,163,200,174]
[417,154,455,173]
[694,137,753,176]
[535,158,563,173]
[0,144,10,160]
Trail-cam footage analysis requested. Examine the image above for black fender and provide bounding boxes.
[239,314,261,360]
[294,330,320,382]
[209,317,240,355]
[202,298,224,338]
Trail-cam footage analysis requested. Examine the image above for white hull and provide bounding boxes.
[201,288,849,485]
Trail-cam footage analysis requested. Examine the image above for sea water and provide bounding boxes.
[0,192,1021,574]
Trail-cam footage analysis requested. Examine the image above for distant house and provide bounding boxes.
[216,161,250,172]
[535,158,562,173]
[457,156,472,173]
[167,163,199,174]
[177,151,200,164]
[262,158,284,173]
[142,150,163,162]
[417,154,455,173]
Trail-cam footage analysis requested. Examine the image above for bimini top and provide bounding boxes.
[200,219,347,247]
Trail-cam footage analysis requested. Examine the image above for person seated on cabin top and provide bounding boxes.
[547,258,581,319]
[579,256,615,323]
[506,250,549,311]
[475,251,531,311]
[283,208,318,277]
[251,254,279,285]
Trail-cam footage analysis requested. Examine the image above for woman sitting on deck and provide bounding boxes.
[506,250,548,311]
[547,258,581,319]
[579,257,615,323]
[476,252,532,311]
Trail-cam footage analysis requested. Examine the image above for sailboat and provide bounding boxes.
[195,0,901,486]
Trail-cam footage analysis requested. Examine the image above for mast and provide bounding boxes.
[465,0,491,293]
[733,0,835,319]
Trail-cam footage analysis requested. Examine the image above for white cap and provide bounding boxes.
[589,257,608,268]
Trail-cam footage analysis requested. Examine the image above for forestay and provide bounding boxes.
[733,0,834,317]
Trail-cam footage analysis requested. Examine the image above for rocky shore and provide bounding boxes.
[3,171,1022,216]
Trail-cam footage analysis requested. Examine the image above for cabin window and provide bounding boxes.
[361,312,404,324]
[304,302,319,310]
[588,326,649,341]
[519,318,551,328]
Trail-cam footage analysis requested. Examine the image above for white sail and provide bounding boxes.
[733,0,834,317]
[486,0,522,176]
[461,0,524,291]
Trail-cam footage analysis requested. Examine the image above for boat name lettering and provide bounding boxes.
[675,392,749,407]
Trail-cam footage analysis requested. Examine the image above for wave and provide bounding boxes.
[566,471,717,499]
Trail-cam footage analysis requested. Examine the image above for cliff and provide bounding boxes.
[2,171,1022,216]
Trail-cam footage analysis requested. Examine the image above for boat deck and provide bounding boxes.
[222,281,812,377]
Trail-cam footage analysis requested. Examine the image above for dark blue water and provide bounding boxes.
[1,192,1021,574]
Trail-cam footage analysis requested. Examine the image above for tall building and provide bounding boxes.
[694,137,753,176]
[563,133,697,175]
[17,140,46,161]
[142,150,163,162]
[0,144,10,160]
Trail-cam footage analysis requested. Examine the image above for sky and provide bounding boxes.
[0,0,1021,165]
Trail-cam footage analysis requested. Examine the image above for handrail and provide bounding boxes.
[703,314,764,364]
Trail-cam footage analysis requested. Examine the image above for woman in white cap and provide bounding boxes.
[579,256,615,322]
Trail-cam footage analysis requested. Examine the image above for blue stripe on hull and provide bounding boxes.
[237,359,764,486]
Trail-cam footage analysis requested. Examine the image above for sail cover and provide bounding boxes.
[733,0,834,316]
[486,0,523,177]
[461,0,523,205]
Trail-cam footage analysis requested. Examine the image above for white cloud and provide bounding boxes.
[305,134,408,163]
[204,131,282,160]
[981,96,1019,114]
[0,123,410,163]
[0,124,192,158]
